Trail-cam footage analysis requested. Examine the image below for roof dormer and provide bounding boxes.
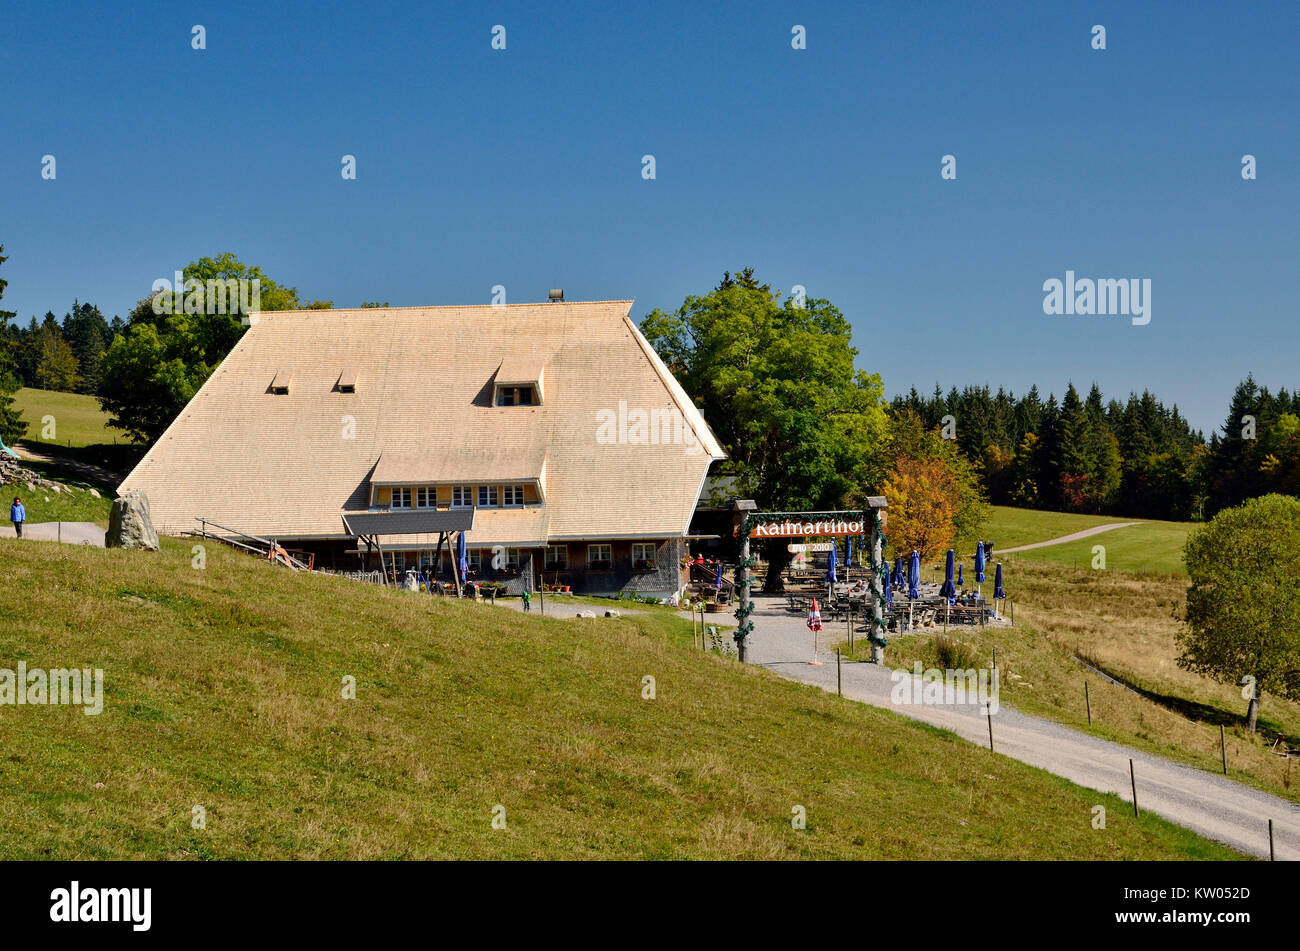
[493,357,544,406]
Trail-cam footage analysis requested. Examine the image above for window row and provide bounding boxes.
[544,543,658,571]
[381,543,660,573]
[388,483,531,509]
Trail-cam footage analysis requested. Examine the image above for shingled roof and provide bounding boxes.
[119,300,725,540]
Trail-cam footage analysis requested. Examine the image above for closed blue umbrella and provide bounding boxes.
[908,550,920,600]
[974,541,986,599]
[895,556,905,589]
[957,563,963,587]
[714,563,723,588]
[846,537,853,566]
[994,562,1006,600]
[826,541,838,586]
[885,562,893,590]
[885,567,893,608]
[940,549,956,600]
[457,531,468,579]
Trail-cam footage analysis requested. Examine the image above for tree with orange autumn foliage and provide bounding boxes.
[883,455,962,559]
[865,409,989,559]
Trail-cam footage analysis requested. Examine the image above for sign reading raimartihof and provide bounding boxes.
[750,518,866,539]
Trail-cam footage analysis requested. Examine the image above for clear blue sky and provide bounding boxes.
[2,0,1296,435]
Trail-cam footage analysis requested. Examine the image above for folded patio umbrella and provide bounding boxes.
[975,541,986,584]
[940,549,956,600]
[994,562,1006,600]
[908,550,920,600]
[826,542,838,585]
[957,563,963,587]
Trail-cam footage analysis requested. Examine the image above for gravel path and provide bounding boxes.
[11,444,122,488]
[997,522,1143,553]
[746,594,1298,859]
[0,521,105,546]
[488,597,649,620]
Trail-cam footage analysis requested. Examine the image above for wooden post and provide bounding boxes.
[1220,724,1227,774]
[836,648,842,696]
[1269,819,1275,861]
[986,703,994,751]
[374,535,390,587]
[1085,681,1092,725]
[1129,759,1139,817]
[450,532,463,598]
[732,501,756,664]
[869,509,885,663]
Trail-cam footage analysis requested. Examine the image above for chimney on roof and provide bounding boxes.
[548,289,564,302]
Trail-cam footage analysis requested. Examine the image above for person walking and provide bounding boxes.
[9,496,25,538]
[522,588,531,612]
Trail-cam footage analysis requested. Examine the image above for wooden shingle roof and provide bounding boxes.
[120,300,725,540]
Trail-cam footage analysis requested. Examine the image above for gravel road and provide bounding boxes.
[746,594,1298,860]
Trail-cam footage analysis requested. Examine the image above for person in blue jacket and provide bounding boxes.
[10,496,25,538]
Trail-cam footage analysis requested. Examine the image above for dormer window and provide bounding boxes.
[496,386,534,407]
[270,371,292,394]
[492,358,544,407]
[337,368,358,393]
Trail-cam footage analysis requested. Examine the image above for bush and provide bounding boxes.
[931,634,981,670]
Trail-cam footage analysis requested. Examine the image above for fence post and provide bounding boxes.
[1129,759,1139,817]
[986,703,994,751]
[836,648,842,697]
[1085,680,1092,725]
[1220,724,1227,774]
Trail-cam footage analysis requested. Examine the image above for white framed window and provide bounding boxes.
[416,487,436,508]
[478,485,499,507]
[545,545,568,570]
[501,548,520,570]
[467,549,482,572]
[451,485,473,508]
[502,484,525,507]
[632,543,656,568]
[390,488,411,509]
[587,544,612,569]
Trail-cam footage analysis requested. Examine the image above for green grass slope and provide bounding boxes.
[976,506,1195,576]
[12,387,127,448]
[0,536,1238,860]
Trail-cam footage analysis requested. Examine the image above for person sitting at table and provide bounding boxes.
[850,580,866,595]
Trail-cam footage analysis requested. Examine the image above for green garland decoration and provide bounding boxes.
[732,509,892,648]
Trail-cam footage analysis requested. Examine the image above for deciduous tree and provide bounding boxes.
[1179,494,1300,731]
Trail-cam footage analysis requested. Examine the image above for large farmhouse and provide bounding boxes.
[118,297,725,595]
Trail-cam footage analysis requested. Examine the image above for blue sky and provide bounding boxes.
[2,0,1296,434]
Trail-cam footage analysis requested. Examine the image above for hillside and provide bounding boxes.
[975,506,1194,575]
[11,387,126,448]
[10,387,142,479]
[0,535,1237,859]
[895,508,1300,806]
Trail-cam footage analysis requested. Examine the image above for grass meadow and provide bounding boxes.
[0,533,1237,860]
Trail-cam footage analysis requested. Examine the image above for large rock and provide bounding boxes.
[106,490,160,551]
